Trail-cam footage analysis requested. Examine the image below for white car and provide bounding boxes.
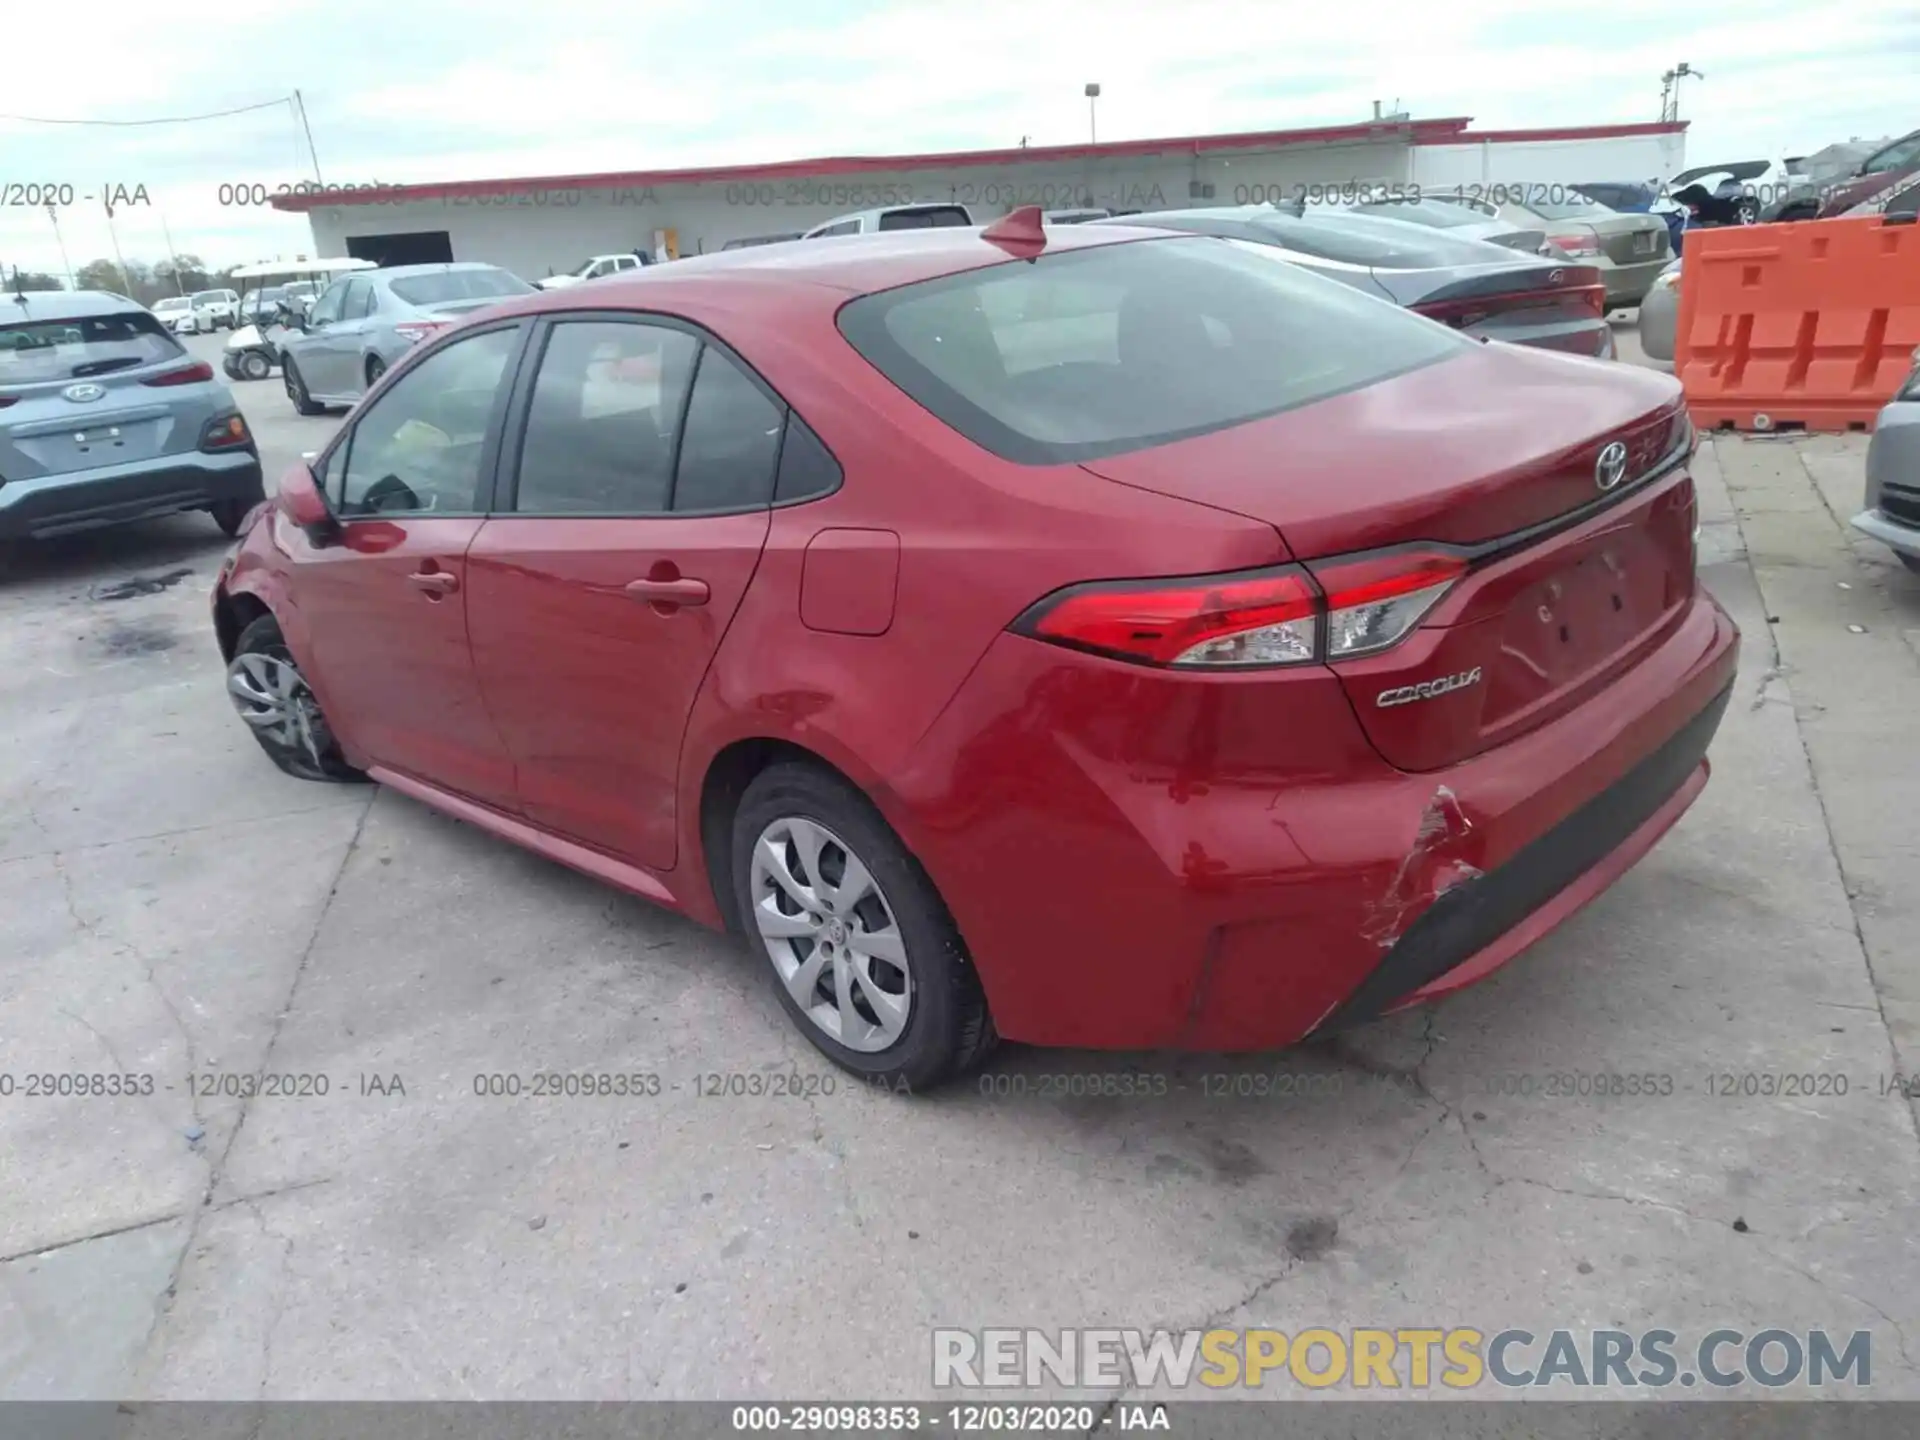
[151,295,197,334]
[801,203,974,238]
[536,252,651,290]
[190,288,240,330]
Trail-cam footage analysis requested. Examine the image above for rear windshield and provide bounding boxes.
[1353,200,1487,230]
[1672,161,1771,186]
[1243,212,1522,269]
[153,296,190,310]
[876,207,973,230]
[191,290,232,305]
[387,269,534,305]
[0,312,183,385]
[836,235,1468,464]
[1520,197,1617,221]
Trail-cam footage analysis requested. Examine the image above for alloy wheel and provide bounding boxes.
[226,649,325,769]
[747,816,913,1052]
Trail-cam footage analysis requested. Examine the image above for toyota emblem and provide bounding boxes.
[63,382,106,403]
[1594,441,1629,492]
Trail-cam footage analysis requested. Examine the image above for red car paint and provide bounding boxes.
[216,221,1738,1051]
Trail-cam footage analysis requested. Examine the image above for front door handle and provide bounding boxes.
[408,570,460,596]
[625,577,710,607]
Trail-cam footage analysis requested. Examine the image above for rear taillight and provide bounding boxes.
[1015,548,1469,670]
[143,360,215,386]
[0,395,16,409]
[1547,233,1602,257]
[393,321,449,345]
[1415,282,1606,328]
[1305,548,1469,658]
[200,412,252,451]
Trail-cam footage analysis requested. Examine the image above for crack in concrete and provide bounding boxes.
[241,1199,297,1402]
[1,799,365,871]
[0,1178,337,1267]
[135,792,376,1387]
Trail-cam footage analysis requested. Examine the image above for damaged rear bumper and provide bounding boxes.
[890,588,1739,1051]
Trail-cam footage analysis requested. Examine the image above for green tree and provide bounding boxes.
[3,269,65,292]
[74,258,135,294]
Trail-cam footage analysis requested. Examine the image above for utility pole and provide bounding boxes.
[293,89,324,184]
[103,195,134,297]
[159,211,187,293]
[45,203,76,290]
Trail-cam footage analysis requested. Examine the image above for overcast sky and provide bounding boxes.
[2,0,1914,277]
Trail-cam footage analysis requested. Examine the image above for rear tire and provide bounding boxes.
[730,761,995,1091]
[365,355,386,389]
[226,614,364,783]
[210,498,255,537]
[240,350,273,381]
[284,358,324,417]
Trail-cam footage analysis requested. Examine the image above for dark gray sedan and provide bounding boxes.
[1853,351,1920,573]
[279,262,534,413]
[0,290,264,540]
[1096,207,1615,359]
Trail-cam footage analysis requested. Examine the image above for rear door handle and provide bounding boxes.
[625,577,710,607]
[408,570,460,595]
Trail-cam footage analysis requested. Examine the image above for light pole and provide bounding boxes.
[45,203,76,290]
[1084,83,1100,145]
[1659,63,1703,123]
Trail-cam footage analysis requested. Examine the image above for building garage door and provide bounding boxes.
[345,231,455,267]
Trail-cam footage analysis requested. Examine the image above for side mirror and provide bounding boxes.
[277,464,340,545]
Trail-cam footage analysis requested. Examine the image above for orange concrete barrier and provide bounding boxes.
[1674,215,1920,432]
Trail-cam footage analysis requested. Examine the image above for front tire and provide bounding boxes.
[730,762,994,1090]
[284,357,324,416]
[240,350,273,381]
[226,614,364,783]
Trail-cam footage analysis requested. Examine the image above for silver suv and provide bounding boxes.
[278,262,535,412]
[0,290,264,540]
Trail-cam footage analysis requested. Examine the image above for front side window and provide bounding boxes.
[1864,133,1920,174]
[513,321,699,514]
[838,235,1468,464]
[308,282,349,327]
[334,327,520,516]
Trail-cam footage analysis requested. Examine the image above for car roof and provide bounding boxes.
[486,223,1159,314]
[0,289,143,324]
[367,262,508,280]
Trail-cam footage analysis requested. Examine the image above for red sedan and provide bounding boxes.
[212,212,1738,1088]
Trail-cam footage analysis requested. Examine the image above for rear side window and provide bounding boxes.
[388,269,534,305]
[877,206,973,230]
[838,235,1467,464]
[673,349,785,511]
[0,312,182,385]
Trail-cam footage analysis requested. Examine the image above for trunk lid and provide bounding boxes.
[1588,212,1671,266]
[1080,343,1696,768]
[1372,260,1609,355]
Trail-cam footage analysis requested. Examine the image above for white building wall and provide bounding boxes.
[302,137,1415,281]
[1411,132,1687,193]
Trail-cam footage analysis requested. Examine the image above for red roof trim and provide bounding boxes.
[270,117,1477,211]
[1425,120,1690,145]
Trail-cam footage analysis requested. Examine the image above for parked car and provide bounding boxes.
[1815,127,1920,218]
[721,233,804,251]
[1656,160,1794,228]
[1040,207,1111,225]
[239,286,289,328]
[279,262,537,412]
[1851,347,1920,573]
[211,220,1736,1087]
[1572,182,1658,213]
[281,280,320,320]
[152,295,198,334]
[0,289,264,540]
[1431,190,1672,309]
[1096,206,1615,359]
[536,252,656,290]
[1349,196,1550,254]
[1637,258,1684,363]
[801,203,974,238]
[190,288,241,331]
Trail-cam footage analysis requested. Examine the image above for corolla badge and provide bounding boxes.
[1595,441,1630,492]
[63,382,106,403]
[1376,667,1483,708]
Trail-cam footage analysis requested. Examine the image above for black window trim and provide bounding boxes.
[313,317,534,523]
[494,308,842,520]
